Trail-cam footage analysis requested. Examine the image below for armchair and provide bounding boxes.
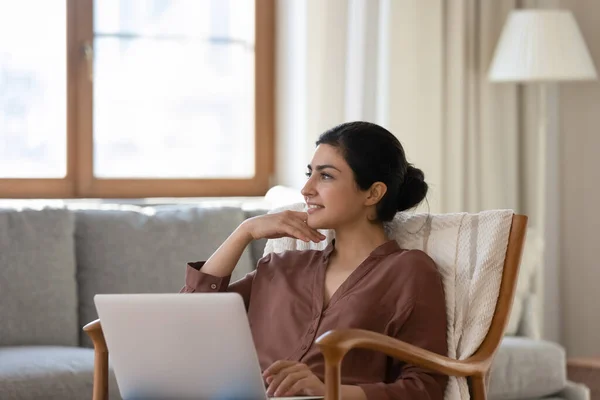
[315,214,527,400]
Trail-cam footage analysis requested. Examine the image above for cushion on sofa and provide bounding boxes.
[489,337,567,400]
[0,208,78,347]
[0,346,121,400]
[75,205,255,347]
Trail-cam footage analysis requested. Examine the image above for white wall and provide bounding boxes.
[559,0,600,357]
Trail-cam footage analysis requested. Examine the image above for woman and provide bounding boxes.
[181,122,448,400]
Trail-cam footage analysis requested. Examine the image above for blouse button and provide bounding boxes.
[308,328,315,334]
[301,344,308,350]
[210,284,217,290]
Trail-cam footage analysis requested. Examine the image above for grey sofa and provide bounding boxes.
[0,200,589,400]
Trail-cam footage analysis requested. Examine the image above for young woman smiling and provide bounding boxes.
[181,122,447,400]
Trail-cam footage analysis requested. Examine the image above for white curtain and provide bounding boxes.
[275,0,388,190]
[439,0,520,213]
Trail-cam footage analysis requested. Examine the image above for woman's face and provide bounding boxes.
[301,144,369,230]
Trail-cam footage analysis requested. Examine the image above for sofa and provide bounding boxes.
[0,198,590,400]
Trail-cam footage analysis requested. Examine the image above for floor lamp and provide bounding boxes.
[488,9,597,341]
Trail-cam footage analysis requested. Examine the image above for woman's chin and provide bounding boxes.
[306,217,320,229]
[307,217,332,232]
[306,221,320,230]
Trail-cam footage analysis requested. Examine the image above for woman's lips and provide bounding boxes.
[306,205,324,215]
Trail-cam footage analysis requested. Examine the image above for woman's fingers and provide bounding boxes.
[273,371,309,397]
[262,361,322,397]
[266,365,308,396]
[250,210,326,242]
[288,210,310,221]
[282,212,325,241]
[284,377,312,397]
[284,219,325,242]
[263,360,297,378]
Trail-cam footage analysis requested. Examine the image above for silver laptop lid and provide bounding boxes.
[94,293,266,400]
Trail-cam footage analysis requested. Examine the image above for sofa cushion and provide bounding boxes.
[0,346,121,400]
[489,337,567,400]
[75,205,255,347]
[0,208,78,346]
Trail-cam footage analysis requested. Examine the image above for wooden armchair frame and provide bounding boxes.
[84,214,527,400]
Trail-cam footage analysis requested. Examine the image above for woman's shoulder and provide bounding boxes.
[384,247,440,281]
[394,247,436,266]
[382,249,445,306]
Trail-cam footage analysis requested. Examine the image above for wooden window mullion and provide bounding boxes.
[72,0,94,197]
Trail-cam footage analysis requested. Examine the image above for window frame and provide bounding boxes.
[0,0,275,198]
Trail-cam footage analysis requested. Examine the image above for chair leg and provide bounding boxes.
[318,345,344,400]
[323,358,341,400]
[84,320,109,400]
[92,348,109,400]
[471,375,487,400]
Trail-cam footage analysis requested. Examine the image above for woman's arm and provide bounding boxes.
[198,224,254,278]
[341,385,368,400]
[355,300,447,400]
[179,225,256,309]
[357,253,448,400]
[180,211,325,308]
[198,210,324,278]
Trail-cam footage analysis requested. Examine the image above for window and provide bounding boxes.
[0,0,274,198]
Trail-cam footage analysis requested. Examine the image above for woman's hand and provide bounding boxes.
[263,361,325,397]
[241,211,326,243]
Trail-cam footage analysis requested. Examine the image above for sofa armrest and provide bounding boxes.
[558,380,591,400]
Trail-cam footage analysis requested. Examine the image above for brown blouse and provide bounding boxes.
[181,239,448,400]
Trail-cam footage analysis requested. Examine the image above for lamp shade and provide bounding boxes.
[488,10,597,82]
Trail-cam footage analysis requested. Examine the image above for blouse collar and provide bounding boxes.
[322,238,400,261]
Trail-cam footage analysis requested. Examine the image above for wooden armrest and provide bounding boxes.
[83,319,109,400]
[83,318,102,332]
[316,329,491,400]
[83,319,106,349]
[316,329,485,378]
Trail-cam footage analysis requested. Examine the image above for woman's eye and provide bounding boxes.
[305,171,332,180]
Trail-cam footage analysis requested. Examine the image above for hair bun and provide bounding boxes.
[396,165,428,211]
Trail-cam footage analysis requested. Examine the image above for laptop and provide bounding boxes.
[94,293,324,400]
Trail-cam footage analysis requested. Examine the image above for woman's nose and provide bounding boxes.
[301,177,315,197]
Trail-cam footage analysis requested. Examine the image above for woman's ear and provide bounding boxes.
[365,182,387,206]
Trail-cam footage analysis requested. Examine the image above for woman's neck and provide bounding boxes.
[330,222,389,268]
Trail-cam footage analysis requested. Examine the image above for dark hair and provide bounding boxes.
[316,121,428,222]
